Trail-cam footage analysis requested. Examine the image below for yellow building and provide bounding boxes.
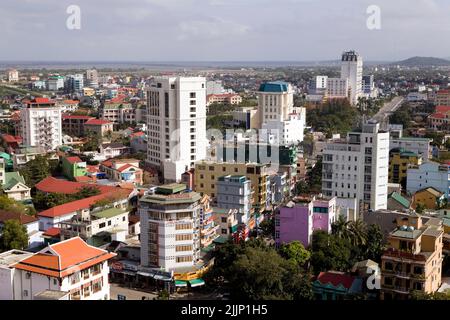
[412,187,445,210]
[389,148,421,186]
[83,87,96,96]
[381,213,443,300]
[194,161,269,213]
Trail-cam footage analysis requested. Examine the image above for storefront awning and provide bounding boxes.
[175,280,188,287]
[189,279,205,287]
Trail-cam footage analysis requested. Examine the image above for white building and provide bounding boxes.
[309,76,328,94]
[85,69,99,88]
[216,175,252,225]
[7,69,19,82]
[390,137,432,160]
[322,121,390,211]
[65,74,84,93]
[340,51,363,105]
[257,81,306,145]
[139,184,202,271]
[146,77,207,182]
[9,237,115,300]
[20,99,63,152]
[406,161,450,197]
[47,75,65,91]
[0,250,34,300]
[327,78,349,99]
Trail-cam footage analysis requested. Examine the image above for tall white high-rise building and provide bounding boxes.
[65,74,84,93]
[257,81,305,145]
[20,98,63,151]
[85,69,99,88]
[322,121,389,212]
[327,78,349,99]
[341,51,363,105]
[146,77,207,182]
[7,69,19,82]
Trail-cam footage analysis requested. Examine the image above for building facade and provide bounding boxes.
[322,121,389,211]
[146,77,207,182]
[406,162,450,197]
[340,50,363,105]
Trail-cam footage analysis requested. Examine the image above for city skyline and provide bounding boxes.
[1,0,450,62]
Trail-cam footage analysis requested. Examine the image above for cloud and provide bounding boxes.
[177,18,250,41]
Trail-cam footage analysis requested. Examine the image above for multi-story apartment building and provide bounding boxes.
[390,136,432,160]
[199,195,219,248]
[380,213,443,300]
[62,114,94,136]
[388,148,422,186]
[47,75,65,91]
[11,237,116,300]
[195,161,270,213]
[433,90,450,106]
[99,102,136,124]
[275,196,337,248]
[322,121,389,211]
[340,50,363,105]
[20,98,62,152]
[85,69,99,88]
[257,81,305,145]
[406,161,450,198]
[7,69,19,82]
[139,184,202,271]
[216,175,253,225]
[326,78,349,100]
[146,77,207,182]
[308,75,328,94]
[65,74,84,93]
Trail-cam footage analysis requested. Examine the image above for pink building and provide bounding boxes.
[275,196,337,248]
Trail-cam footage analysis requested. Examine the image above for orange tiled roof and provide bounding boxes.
[85,119,112,126]
[37,189,131,218]
[14,237,116,278]
[35,177,116,195]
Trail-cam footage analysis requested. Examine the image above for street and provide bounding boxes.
[371,96,405,122]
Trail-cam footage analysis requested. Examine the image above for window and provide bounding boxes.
[221,228,227,234]
[108,221,112,226]
[176,256,192,263]
[221,217,227,223]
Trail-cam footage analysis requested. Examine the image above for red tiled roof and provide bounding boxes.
[35,177,116,195]
[1,134,20,144]
[74,175,96,183]
[33,97,53,104]
[0,210,38,225]
[62,114,94,120]
[435,105,450,113]
[429,113,446,119]
[65,156,83,164]
[85,119,112,125]
[87,165,99,173]
[316,272,356,290]
[37,189,131,218]
[62,100,79,105]
[130,131,145,138]
[117,163,140,172]
[43,227,60,237]
[14,237,116,278]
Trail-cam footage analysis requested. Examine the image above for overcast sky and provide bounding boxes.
[1,0,450,62]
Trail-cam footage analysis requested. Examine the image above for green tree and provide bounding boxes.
[364,224,385,262]
[0,219,29,251]
[259,218,274,238]
[74,186,101,199]
[331,215,350,240]
[279,241,311,266]
[415,203,426,214]
[81,133,100,152]
[347,220,368,246]
[310,230,353,273]
[19,155,51,188]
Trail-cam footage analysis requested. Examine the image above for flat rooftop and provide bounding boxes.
[0,250,34,268]
[34,290,69,300]
[92,207,128,219]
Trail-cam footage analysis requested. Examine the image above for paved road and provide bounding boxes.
[371,96,405,122]
[110,283,158,300]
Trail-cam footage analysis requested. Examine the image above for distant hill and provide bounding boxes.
[393,56,450,67]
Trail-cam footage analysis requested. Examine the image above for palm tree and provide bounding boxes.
[347,219,368,246]
[331,215,350,239]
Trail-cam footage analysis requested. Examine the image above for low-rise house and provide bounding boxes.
[11,237,116,300]
[12,146,55,170]
[1,168,31,203]
[1,134,22,154]
[59,207,129,244]
[0,210,42,248]
[130,132,147,153]
[100,143,130,159]
[37,188,131,231]
[312,271,363,300]
[387,192,411,211]
[100,159,143,185]
[84,119,114,138]
[61,156,87,181]
[412,187,446,210]
[212,207,239,240]
[62,114,94,136]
